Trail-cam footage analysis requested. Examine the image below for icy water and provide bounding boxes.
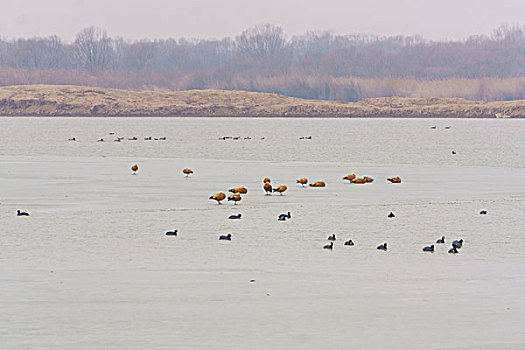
[1,117,524,349]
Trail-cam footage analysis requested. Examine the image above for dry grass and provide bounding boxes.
[3,67,525,103]
[0,84,524,118]
[349,77,525,101]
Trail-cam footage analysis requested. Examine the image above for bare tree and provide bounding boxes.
[73,27,114,71]
[492,24,525,42]
[237,24,287,59]
[44,35,67,68]
[118,40,156,71]
[24,36,66,69]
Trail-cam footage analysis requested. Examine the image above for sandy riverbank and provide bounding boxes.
[1,84,524,118]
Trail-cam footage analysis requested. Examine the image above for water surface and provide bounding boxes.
[1,117,524,349]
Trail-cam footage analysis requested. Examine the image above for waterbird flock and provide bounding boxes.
[218,136,265,140]
[69,134,168,142]
[155,170,473,254]
[317,233,464,254]
[14,158,481,256]
[122,165,471,254]
[21,129,482,256]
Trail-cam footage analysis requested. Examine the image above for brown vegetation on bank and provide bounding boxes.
[1,85,524,118]
[2,67,525,103]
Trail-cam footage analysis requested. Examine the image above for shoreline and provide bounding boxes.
[1,84,525,118]
[2,114,521,118]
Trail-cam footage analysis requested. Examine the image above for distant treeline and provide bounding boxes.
[2,24,525,101]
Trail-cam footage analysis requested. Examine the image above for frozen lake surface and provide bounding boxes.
[1,117,524,349]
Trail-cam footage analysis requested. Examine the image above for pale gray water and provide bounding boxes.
[1,117,524,349]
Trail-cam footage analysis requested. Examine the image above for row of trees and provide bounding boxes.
[1,24,525,101]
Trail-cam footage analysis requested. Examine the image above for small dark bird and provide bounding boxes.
[452,151,456,154]
[323,242,334,250]
[97,138,104,142]
[436,236,445,244]
[165,229,178,236]
[229,214,242,220]
[219,233,232,240]
[445,126,451,129]
[480,210,487,215]
[452,239,463,249]
[278,212,291,220]
[159,137,167,140]
[128,137,138,141]
[388,212,395,218]
[430,126,436,129]
[68,137,76,141]
[144,136,152,140]
[344,239,354,246]
[327,234,336,241]
[109,132,115,135]
[17,210,30,216]
[422,245,434,252]
[377,243,387,251]
[448,246,459,254]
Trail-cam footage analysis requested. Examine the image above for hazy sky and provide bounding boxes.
[1,0,523,42]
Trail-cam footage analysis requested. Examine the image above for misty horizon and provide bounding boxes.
[1,0,525,42]
[1,23,525,44]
